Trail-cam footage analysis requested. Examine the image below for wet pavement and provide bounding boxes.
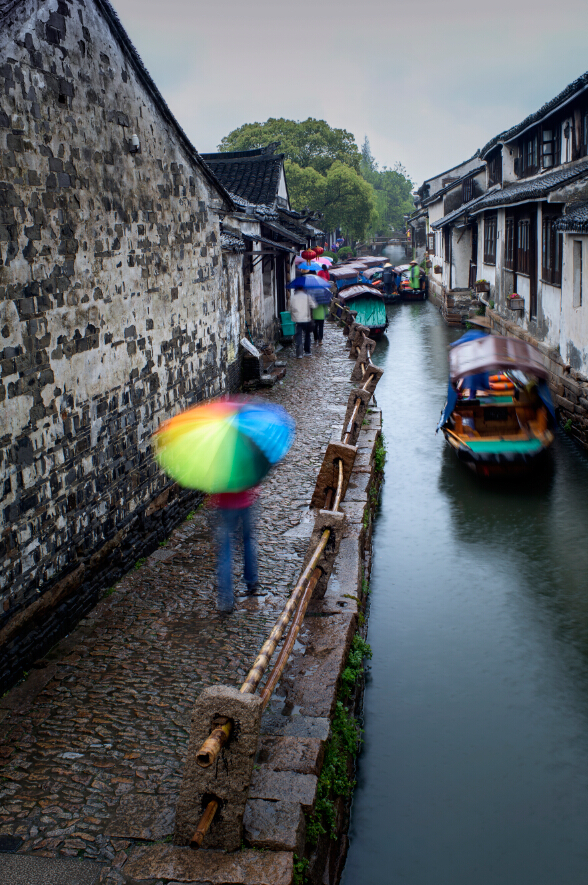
[0,325,352,883]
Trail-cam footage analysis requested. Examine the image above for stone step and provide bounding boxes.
[0,855,102,885]
[123,844,293,884]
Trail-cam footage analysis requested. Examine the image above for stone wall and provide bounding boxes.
[0,0,242,686]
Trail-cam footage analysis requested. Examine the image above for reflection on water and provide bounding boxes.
[341,302,588,885]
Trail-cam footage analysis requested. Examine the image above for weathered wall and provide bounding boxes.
[0,0,240,685]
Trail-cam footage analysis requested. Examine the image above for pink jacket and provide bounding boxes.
[210,487,259,509]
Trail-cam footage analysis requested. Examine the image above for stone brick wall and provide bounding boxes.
[0,0,243,685]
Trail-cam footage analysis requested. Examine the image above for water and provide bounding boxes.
[341,302,588,885]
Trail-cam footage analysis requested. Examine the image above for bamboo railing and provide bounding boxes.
[190,300,379,848]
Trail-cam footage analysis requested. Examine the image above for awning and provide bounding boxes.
[448,335,549,382]
[242,232,297,254]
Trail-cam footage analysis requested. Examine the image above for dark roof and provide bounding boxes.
[431,191,492,229]
[480,70,588,158]
[200,151,284,207]
[1,0,233,208]
[554,201,588,233]
[470,158,588,213]
[421,165,486,206]
[422,152,481,186]
[220,227,245,253]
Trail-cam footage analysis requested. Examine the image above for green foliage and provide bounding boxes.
[337,246,355,260]
[564,418,573,433]
[134,557,147,571]
[285,161,377,241]
[322,250,338,263]
[102,585,117,598]
[360,138,414,236]
[293,855,309,885]
[218,117,361,175]
[305,635,371,846]
[374,433,386,473]
[489,300,495,309]
[340,634,373,701]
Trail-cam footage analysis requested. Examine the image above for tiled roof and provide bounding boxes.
[554,201,588,233]
[480,70,588,158]
[431,191,491,229]
[1,0,233,207]
[201,151,284,207]
[421,165,486,206]
[422,152,481,186]
[469,159,588,212]
[220,228,245,253]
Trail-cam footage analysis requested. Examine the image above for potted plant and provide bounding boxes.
[475,279,490,293]
[508,293,524,310]
[434,264,442,274]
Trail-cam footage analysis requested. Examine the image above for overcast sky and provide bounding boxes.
[113,0,588,187]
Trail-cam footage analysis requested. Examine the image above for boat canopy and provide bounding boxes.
[336,284,385,303]
[329,267,361,280]
[357,257,388,267]
[448,335,549,382]
[363,267,383,279]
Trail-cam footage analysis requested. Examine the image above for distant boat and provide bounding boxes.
[392,264,426,301]
[437,332,556,477]
[335,283,389,339]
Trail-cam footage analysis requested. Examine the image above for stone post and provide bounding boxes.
[174,685,263,851]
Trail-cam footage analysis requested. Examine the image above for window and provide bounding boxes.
[483,213,497,264]
[505,214,515,270]
[488,153,502,186]
[462,176,474,203]
[573,240,583,308]
[522,133,539,175]
[541,214,562,286]
[541,126,560,169]
[517,219,531,275]
[582,112,588,157]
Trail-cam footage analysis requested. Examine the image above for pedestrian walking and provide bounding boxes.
[211,488,261,613]
[288,282,317,358]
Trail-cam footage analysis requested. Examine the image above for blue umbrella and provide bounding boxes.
[297,261,323,272]
[287,273,332,304]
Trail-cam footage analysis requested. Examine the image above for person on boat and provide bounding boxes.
[409,260,421,291]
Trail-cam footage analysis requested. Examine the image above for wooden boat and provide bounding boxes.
[437,333,556,477]
[392,264,426,301]
[335,283,388,339]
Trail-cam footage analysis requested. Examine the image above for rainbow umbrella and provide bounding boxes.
[154,397,295,493]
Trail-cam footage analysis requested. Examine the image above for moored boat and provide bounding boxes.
[437,332,556,477]
[335,283,389,339]
[391,264,427,301]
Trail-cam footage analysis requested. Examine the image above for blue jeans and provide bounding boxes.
[295,322,313,357]
[217,506,258,610]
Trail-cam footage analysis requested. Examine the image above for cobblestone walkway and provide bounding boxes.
[0,322,353,881]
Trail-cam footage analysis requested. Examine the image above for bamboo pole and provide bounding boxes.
[259,569,320,710]
[190,798,219,849]
[196,719,231,768]
[240,528,331,695]
[332,459,344,512]
[343,399,361,444]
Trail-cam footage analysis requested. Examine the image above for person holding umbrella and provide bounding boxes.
[154,397,295,614]
[288,277,318,358]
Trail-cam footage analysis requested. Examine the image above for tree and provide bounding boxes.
[285,160,377,241]
[218,118,361,175]
[359,137,414,236]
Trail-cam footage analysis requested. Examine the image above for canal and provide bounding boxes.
[341,299,588,885]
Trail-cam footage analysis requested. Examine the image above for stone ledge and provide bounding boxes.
[249,767,317,812]
[244,799,305,854]
[124,845,293,884]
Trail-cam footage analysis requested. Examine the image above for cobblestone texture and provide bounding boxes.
[0,322,352,880]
